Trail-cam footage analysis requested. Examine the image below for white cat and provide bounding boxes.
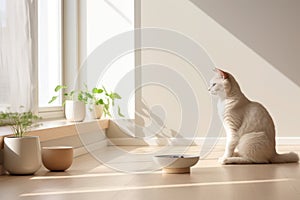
[209,68,299,164]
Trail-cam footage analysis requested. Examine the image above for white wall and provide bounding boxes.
[140,0,300,137]
[189,0,300,86]
[78,0,135,119]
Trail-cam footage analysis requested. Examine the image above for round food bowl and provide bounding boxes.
[42,146,73,171]
[154,155,199,174]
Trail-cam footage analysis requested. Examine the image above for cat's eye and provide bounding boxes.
[212,83,216,87]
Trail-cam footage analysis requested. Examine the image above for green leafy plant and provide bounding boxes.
[83,85,124,117]
[48,85,88,106]
[49,84,124,117]
[0,109,41,137]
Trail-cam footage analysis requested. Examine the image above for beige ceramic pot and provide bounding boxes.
[42,146,73,171]
[4,136,41,175]
[88,104,103,119]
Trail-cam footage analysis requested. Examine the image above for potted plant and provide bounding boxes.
[84,85,124,119]
[49,85,87,122]
[49,85,124,120]
[0,109,41,175]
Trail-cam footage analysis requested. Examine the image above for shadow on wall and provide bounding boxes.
[189,0,300,86]
[106,98,199,146]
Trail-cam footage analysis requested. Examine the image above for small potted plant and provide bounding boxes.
[49,85,87,122]
[0,109,41,175]
[84,85,124,119]
[49,85,124,120]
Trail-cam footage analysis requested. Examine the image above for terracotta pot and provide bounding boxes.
[65,100,86,122]
[4,136,41,175]
[88,104,103,119]
[42,146,73,171]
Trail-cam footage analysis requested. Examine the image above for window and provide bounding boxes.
[1,0,135,118]
[0,0,6,28]
[38,0,63,118]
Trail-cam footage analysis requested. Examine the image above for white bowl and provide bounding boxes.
[154,155,199,173]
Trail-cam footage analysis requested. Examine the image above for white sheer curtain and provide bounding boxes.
[0,0,38,112]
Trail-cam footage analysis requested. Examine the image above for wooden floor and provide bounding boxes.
[1,145,300,200]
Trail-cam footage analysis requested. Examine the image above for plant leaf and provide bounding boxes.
[48,96,58,104]
[98,99,104,104]
[92,88,103,94]
[86,92,93,99]
[55,85,67,92]
[92,88,98,93]
[102,86,108,95]
[97,89,103,93]
[118,106,124,117]
[78,93,83,101]
[110,93,121,99]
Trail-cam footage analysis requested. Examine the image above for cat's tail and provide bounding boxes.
[270,152,299,163]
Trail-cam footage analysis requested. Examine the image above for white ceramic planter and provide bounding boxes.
[4,136,41,175]
[88,104,103,119]
[65,100,86,122]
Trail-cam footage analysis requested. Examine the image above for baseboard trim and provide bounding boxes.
[108,137,300,146]
[108,137,224,146]
[275,137,300,145]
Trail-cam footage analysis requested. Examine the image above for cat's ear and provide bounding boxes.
[215,68,229,79]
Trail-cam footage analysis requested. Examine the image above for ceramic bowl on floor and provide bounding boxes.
[42,146,73,171]
[153,155,200,174]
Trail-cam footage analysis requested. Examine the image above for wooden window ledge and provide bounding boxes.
[0,119,110,149]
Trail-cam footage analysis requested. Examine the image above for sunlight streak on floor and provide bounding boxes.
[31,171,162,180]
[20,178,291,197]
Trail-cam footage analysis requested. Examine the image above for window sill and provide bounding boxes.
[0,119,110,149]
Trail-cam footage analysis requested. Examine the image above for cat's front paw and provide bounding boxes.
[218,156,229,165]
